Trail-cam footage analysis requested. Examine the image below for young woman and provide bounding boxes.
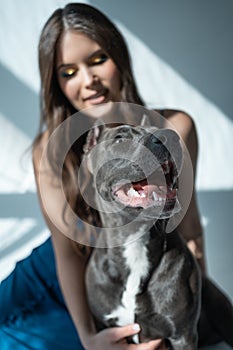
[0,3,218,349]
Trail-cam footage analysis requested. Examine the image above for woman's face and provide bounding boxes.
[56,31,122,111]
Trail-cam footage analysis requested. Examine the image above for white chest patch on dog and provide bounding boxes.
[105,227,150,332]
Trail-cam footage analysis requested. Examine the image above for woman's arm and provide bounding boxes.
[163,110,207,274]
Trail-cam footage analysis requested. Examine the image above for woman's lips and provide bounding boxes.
[84,90,108,105]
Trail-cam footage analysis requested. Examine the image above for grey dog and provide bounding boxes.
[83,118,233,349]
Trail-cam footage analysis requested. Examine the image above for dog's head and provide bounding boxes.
[82,117,183,223]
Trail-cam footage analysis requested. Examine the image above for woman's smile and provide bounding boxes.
[83,88,108,104]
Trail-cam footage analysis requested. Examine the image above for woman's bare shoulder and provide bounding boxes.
[156,108,196,140]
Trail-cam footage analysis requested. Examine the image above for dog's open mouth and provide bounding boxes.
[112,160,178,210]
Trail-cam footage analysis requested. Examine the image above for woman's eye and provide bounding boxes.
[60,68,76,78]
[91,54,108,65]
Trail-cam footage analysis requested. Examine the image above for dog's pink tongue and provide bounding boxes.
[133,184,167,199]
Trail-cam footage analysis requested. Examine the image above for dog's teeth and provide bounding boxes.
[135,192,141,198]
[153,191,158,201]
[127,187,141,197]
[127,187,136,197]
[153,191,166,202]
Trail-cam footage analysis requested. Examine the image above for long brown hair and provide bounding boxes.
[33,3,144,234]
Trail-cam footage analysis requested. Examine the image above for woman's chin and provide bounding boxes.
[80,101,114,119]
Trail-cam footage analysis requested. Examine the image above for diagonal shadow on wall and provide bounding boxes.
[0,62,39,138]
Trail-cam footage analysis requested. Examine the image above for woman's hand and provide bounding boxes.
[84,324,166,349]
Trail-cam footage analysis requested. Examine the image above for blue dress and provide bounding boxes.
[0,238,84,350]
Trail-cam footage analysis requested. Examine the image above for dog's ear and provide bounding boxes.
[140,114,151,127]
[83,120,105,154]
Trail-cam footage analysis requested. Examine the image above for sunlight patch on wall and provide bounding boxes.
[0,113,35,194]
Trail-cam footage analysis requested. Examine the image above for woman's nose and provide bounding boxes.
[81,67,95,88]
